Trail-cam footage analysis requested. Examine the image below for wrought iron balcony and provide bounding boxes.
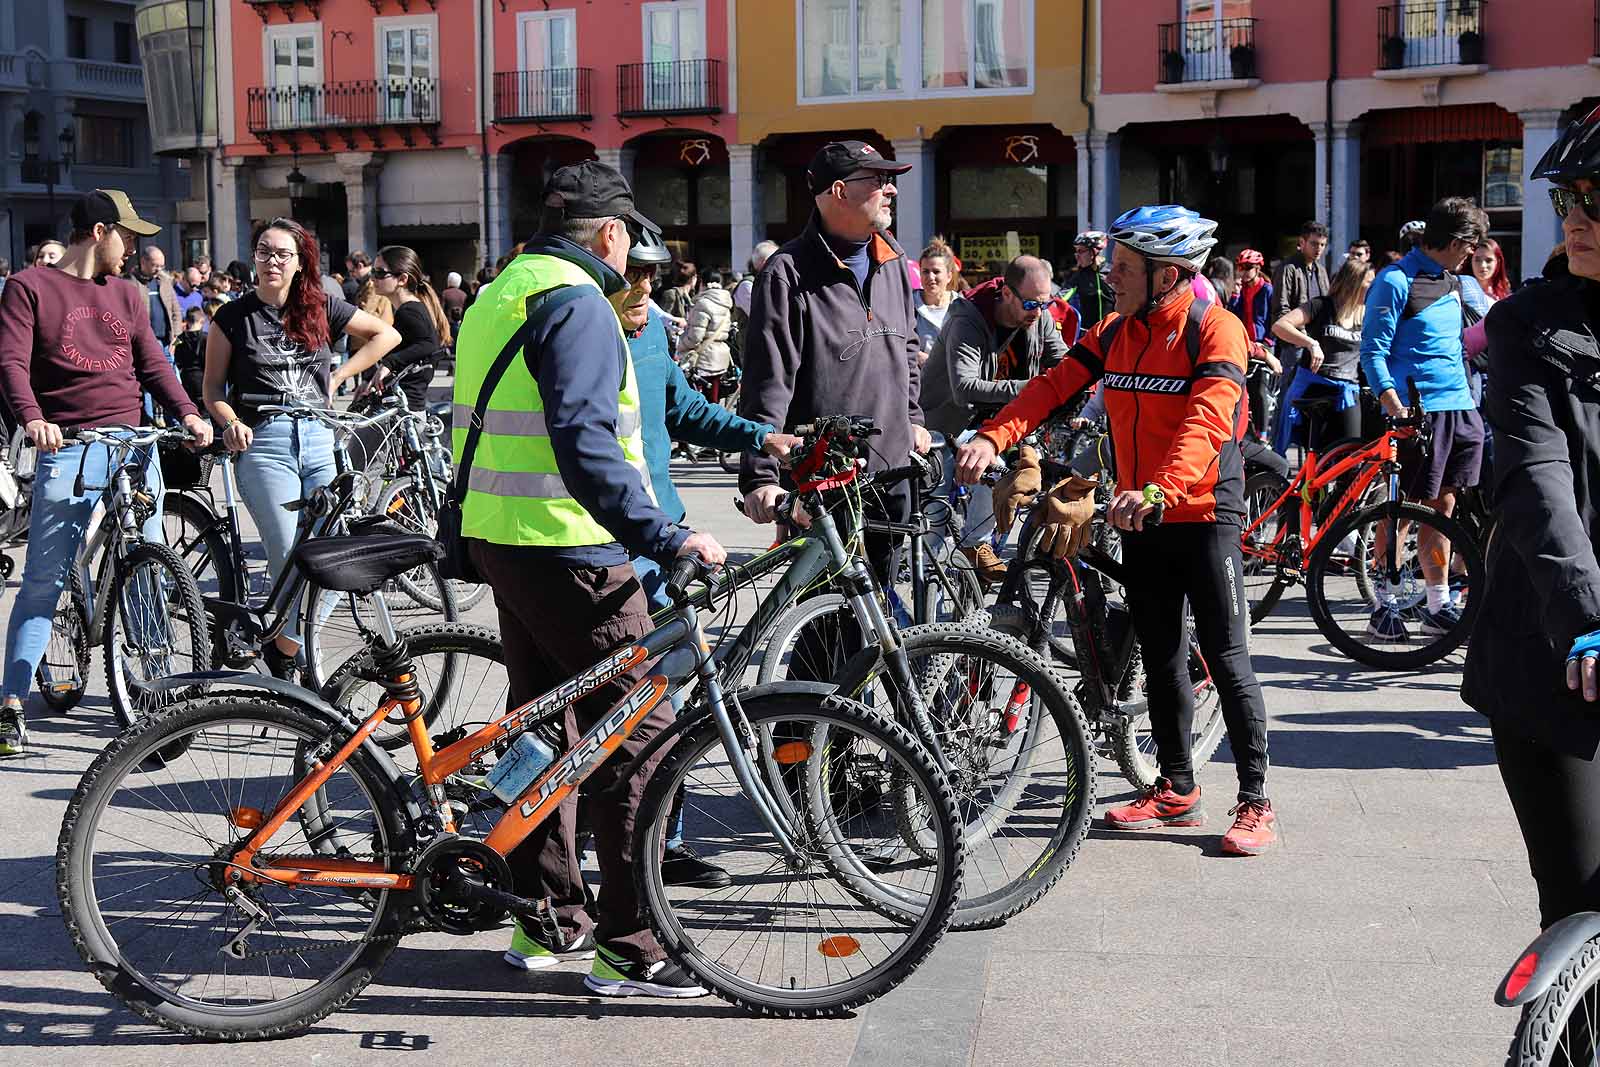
[616,58,721,118]
[1157,18,1258,84]
[493,67,593,123]
[1378,0,1487,70]
[246,79,440,144]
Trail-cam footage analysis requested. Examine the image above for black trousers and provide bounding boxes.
[1493,719,1600,929]
[1121,521,1271,798]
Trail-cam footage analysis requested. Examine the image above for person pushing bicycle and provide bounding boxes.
[0,190,213,758]
[956,204,1275,856]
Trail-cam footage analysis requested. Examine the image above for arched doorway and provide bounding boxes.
[627,131,731,270]
[933,124,1077,279]
[503,135,596,250]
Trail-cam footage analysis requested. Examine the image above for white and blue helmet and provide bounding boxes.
[1109,205,1219,272]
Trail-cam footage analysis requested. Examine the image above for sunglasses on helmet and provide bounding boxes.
[1552,186,1600,224]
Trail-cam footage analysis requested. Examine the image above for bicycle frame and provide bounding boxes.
[71,436,172,644]
[1240,427,1410,568]
[227,595,805,891]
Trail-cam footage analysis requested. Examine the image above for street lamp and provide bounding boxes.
[43,123,76,239]
[287,155,308,201]
[1207,132,1230,179]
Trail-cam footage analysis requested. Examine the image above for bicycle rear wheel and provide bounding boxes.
[371,475,489,613]
[1241,470,1293,624]
[1306,500,1482,669]
[57,693,412,1039]
[1108,638,1227,791]
[37,573,90,711]
[637,690,961,1016]
[1510,934,1600,1067]
[104,542,212,731]
[161,491,242,603]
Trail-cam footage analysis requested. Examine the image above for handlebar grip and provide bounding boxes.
[239,392,293,408]
[733,493,795,522]
[1145,501,1165,526]
[665,555,704,603]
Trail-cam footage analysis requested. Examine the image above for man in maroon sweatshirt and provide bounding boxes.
[0,190,212,757]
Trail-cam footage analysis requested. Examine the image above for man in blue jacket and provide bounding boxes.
[1359,195,1488,641]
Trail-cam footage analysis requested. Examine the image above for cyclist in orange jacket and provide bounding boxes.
[957,204,1274,855]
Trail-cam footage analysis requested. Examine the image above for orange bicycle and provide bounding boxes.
[1239,390,1483,669]
[57,531,962,1039]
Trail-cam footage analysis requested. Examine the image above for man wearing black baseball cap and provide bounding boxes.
[451,159,722,998]
[740,140,929,578]
[0,189,210,757]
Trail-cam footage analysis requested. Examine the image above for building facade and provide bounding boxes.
[734,0,1089,276]
[1095,0,1600,279]
[1,0,182,268]
[141,0,735,284]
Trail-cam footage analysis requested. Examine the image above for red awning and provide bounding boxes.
[1362,104,1522,147]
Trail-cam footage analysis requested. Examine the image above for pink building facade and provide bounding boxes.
[188,0,734,282]
[1090,0,1600,278]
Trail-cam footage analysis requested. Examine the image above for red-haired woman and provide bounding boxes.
[202,217,401,678]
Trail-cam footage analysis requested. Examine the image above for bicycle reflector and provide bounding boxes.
[230,806,264,830]
[387,494,407,516]
[1503,952,1539,1002]
[772,741,813,764]
[817,936,861,959]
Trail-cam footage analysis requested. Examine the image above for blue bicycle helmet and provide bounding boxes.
[1108,205,1219,272]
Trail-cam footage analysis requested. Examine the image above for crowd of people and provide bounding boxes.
[3,104,1600,1012]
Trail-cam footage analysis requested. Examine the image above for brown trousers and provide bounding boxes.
[468,539,676,964]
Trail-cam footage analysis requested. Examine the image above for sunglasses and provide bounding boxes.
[839,172,896,190]
[1552,187,1600,223]
[1007,282,1049,313]
[625,265,662,286]
[369,267,397,279]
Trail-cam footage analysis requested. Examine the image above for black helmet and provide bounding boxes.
[627,220,671,267]
[1532,104,1600,184]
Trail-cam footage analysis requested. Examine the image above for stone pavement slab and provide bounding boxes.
[0,451,1543,1065]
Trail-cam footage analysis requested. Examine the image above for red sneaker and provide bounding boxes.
[1103,777,1205,829]
[1220,798,1277,856]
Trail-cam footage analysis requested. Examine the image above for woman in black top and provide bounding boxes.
[1270,257,1374,450]
[368,245,451,413]
[1465,106,1600,930]
[202,217,400,677]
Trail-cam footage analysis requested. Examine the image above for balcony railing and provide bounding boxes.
[617,58,721,117]
[493,68,593,123]
[64,59,144,99]
[1378,0,1486,70]
[1157,18,1257,84]
[246,78,440,133]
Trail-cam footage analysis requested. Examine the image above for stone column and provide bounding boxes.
[889,137,933,258]
[212,153,252,267]
[594,146,636,187]
[1316,121,1362,264]
[336,151,383,259]
[728,142,763,273]
[488,150,514,262]
[1086,130,1120,228]
[1073,131,1090,231]
[1520,109,1565,282]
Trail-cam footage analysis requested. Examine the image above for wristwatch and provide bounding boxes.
[1141,484,1166,507]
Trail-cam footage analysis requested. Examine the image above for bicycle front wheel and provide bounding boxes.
[104,541,211,731]
[37,572,90,711]
[57,693,412,1039]
[637,689,961,1016]
[1241,470,1293,624]
[1306,500,1482,670]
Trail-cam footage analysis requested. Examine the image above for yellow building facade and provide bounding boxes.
[729,0,1094,275]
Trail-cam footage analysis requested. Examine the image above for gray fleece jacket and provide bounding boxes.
[919,284,1067,438]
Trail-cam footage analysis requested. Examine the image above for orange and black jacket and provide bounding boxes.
[979,288,1251,524]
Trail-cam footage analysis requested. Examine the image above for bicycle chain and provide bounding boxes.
[225,850,443,960]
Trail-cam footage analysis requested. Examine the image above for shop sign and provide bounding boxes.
[960,232,1040,267]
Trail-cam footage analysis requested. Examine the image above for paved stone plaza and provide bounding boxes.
[0,455,1535,1066]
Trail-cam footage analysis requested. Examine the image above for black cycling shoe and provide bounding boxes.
[661,845,731,888]
[263,645,303,683]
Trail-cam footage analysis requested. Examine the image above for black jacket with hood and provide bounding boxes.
[1463,257,1600,758]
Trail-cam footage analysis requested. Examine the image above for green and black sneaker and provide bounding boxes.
[584,945,707,999]
[502,919,595,972]
[0,704,28,759]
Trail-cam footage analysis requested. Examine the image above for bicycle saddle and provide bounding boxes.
[292,533,443,595]
[1290,394,1341,417]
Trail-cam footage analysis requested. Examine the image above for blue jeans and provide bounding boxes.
[233,417,337,645]
[3,442,165,700]
[633,552,693,850]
